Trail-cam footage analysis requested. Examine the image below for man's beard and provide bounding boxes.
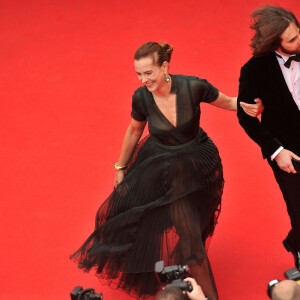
[279,45,300,55]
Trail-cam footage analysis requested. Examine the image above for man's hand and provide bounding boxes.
[275,149,300,174]
[183,277,206,300]
[240,98,264,117]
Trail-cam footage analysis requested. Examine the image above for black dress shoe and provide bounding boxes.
[283,238,300,270]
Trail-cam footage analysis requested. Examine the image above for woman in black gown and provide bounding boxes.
[71,42,262,300]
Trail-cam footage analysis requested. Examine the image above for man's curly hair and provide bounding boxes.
[250,5,299,56]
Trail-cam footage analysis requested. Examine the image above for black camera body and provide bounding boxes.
[70,286,103,300]
[155,260,193,292]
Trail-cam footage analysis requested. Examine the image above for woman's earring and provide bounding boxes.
[165,73,170,82]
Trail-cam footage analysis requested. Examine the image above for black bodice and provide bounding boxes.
[131,74,219,146]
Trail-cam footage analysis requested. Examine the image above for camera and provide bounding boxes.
[155,260,193,292]
[267,268,300,298]
[284,268,300,281]
[70,286,103,300]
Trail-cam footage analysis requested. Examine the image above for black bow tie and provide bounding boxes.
[276,53,300,68]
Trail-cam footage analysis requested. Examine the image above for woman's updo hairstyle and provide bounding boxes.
[134,42,173,66]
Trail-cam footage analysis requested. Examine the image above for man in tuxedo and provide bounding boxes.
[237,5,300,269]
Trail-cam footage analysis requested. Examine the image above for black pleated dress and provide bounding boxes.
[71,75,224,300]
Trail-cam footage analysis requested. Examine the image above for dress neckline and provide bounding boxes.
[147,75,179,128]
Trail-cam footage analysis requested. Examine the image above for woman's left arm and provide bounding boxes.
[209,92,264,116]
[209,92,237,111]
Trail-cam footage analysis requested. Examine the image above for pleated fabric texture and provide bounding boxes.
[71,128,224,299]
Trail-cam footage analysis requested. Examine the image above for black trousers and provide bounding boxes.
[269,160,300,251]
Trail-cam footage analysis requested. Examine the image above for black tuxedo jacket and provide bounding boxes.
[237,52,300,159]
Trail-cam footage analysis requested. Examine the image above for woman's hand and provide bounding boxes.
[114,170,125,188]
[113,119,146,188]
[240,98,264,117]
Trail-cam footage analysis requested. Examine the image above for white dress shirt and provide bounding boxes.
[275,51,300,109]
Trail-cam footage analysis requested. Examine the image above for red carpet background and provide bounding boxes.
[0,0,299,299]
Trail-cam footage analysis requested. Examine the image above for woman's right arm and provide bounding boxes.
[114,118,147,187]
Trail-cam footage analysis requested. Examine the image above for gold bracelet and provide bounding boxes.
[113,162,127,171]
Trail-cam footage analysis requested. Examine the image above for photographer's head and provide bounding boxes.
[156,286,187,300]
[156,277,207,300]
[271,280,300,300]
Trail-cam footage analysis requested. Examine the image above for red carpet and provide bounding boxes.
[0,0,299,299]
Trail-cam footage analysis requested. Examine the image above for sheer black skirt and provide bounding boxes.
[71,128,224,299]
